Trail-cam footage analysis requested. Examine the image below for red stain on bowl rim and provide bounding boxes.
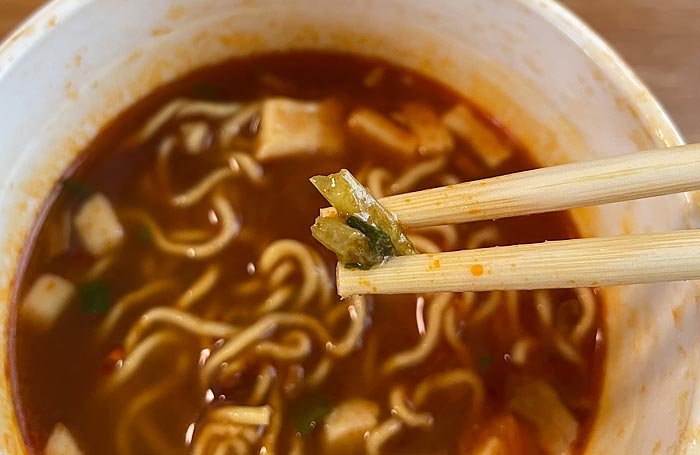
[166,6,186,21]
[151,27,173,37]
[672,304,686,329]
[64,81,79,100]
[0,110,90,455]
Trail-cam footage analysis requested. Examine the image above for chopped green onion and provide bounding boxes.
[311,216,379,267]
[346,216,396,258]
[62,178,95,200]
[479,355,493,369]
[192,82,222,100]
[78,281,111,314]
[310,169,416,269]
[289,289,301,301]
[135,226,152,243]
[293,394,333,436]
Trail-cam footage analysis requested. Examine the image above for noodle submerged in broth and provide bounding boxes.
[13,53,604,455]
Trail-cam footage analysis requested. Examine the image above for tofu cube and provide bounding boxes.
[323,399,379,454]
[74,193,124,256]
[22,274,75,331]
[45,424,84,455]
[256,98,344,162]
[442,104,512,168]
[348,108,417,159]
[400,102,454,155]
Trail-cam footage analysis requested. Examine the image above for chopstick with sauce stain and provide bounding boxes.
[336,229,700,297]
[316,144,700,296]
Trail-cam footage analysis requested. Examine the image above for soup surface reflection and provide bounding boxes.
[13,52,605,455]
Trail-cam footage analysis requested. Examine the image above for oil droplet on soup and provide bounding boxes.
[13,52,604,455]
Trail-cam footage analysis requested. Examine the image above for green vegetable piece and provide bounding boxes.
[479,355,493,369]
[62,178,95,200]
[78,281,111,314]
[289,289,301,301]
[311,216,381,266]
[293,394,333,436]
[346,216,396,258]
[310,169,416,269]
[192,82,222,100]
[136,226,152,243]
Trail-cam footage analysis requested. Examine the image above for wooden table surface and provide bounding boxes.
[1,0,699,142]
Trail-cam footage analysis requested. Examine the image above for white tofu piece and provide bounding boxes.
[348,108,417,158]
[21,274,75,331]
[74,193,124,256]
[180,121,210,154]
[45,423,84,455]
[256,98,344,162]
[442,104,512,168]
[400,102,454,155]
[509,380,578,455]
[472,437,507,455]
[323,399,379,454]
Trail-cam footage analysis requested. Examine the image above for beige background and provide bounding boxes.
[1,0,699,142]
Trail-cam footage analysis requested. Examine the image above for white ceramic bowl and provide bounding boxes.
[0,0,698,454]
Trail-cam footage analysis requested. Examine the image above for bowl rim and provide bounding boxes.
[0,0,686,148]
[521,0,685,147]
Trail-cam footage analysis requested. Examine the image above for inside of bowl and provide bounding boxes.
[0,0,697,454]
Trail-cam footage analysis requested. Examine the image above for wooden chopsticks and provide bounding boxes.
[331,144,700,297]
[337,230,700,296]
[322,144,700,228]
